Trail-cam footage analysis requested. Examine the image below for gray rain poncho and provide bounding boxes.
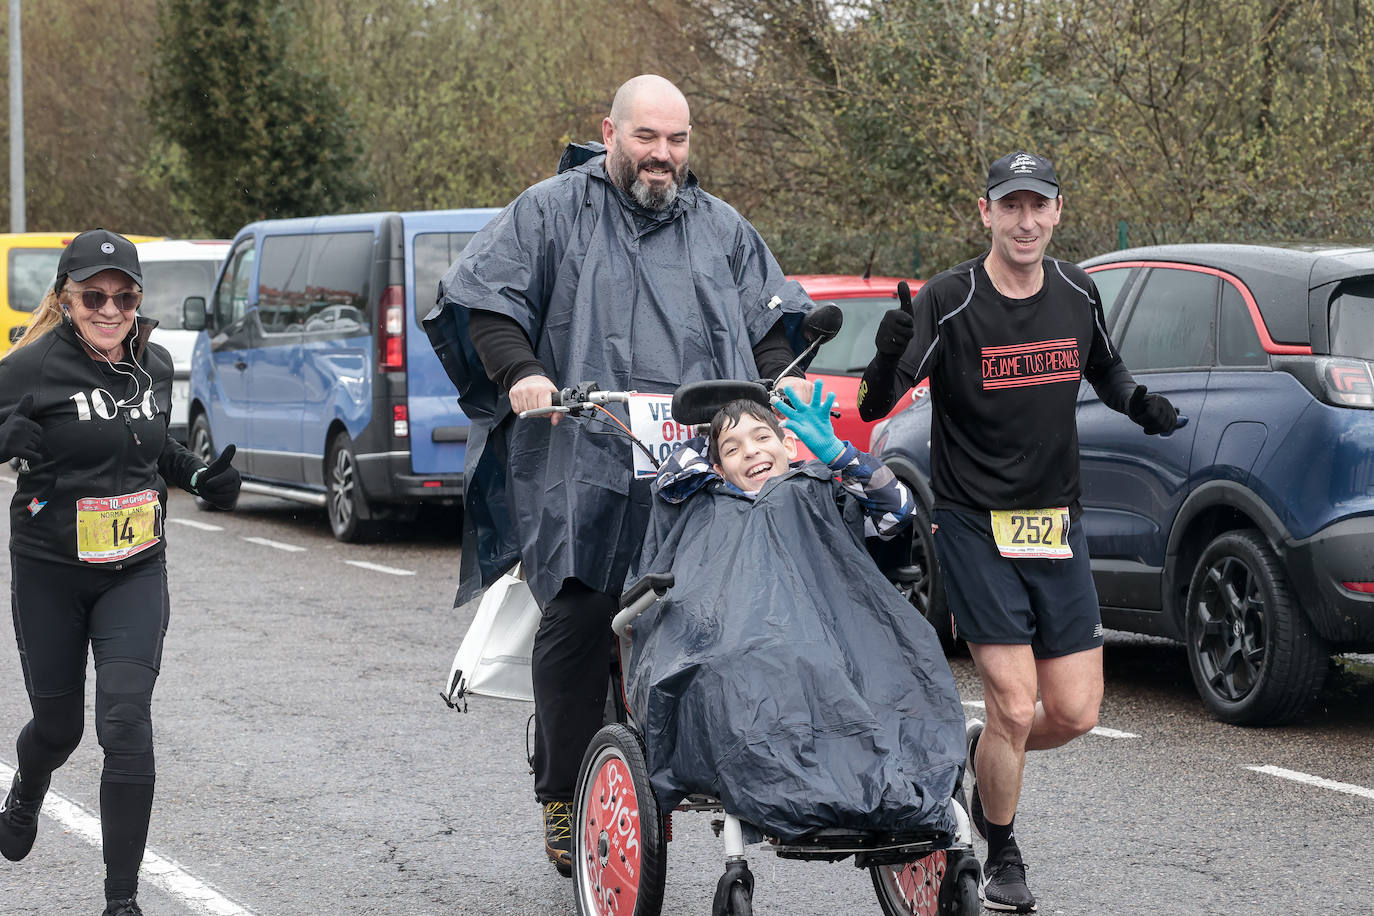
[624,445,966,842]
[424,142,814,607]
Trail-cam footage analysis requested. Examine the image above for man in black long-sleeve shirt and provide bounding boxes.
[858,152,1181,913]
[429,74,814,878]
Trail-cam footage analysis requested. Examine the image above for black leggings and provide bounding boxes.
[530,579,618,802]
[9,552,169,898]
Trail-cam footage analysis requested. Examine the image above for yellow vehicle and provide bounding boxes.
[0,232,161,351]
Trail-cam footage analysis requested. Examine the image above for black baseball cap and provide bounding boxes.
[985,151,1060,200]
[55,228,143,290]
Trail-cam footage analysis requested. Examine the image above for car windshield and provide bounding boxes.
[8,249,63,312]
[139,260,222,328]
[805,297,895,374]
[1329,277,1374,361]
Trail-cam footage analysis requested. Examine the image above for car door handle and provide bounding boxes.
[234,360,247,371]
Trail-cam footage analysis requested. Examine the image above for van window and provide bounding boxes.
[1329,277,1374,361]
[8,249,63,312]
[258,235,310,333]
[140,260,221,329]
[216,239,256,327]
[413,232,477,321]
[303,232,372,332]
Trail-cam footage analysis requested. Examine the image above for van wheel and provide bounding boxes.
[189,414,221,512]
[327,432,379,542]
[1184,530,1328,725]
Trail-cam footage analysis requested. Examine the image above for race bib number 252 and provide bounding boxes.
[989,507,1071,559]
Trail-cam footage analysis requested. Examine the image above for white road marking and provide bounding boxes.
[0,761,257,915]
[1247,765,1374,801]
[344,560,415,576]
[0,473,14,485]
[241,536,306,553]
[961,699,1139,738]
[169,518,224,532]
[1089,726,1140,739]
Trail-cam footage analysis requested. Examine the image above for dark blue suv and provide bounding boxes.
[870,243,1374,725]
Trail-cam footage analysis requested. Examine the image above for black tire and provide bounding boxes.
[891,500,957,650]
[1185,530,1329,725]
[572,723,666,916]
[326,431,379,543]
[726,883,752,916]
[871,851,948,916]
[945,870,980,916]
[189,413,220,512]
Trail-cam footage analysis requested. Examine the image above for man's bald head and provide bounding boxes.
[609,75,690,128]
[602,75,692,210]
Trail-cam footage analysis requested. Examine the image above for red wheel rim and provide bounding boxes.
[886,849,947,916]
[581,753,645,915]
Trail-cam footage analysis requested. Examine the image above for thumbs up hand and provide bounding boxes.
[0,394,43,463]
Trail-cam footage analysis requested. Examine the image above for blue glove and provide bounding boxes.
[773,380,844,464]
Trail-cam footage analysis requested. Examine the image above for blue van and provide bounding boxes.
[184,209,499,541]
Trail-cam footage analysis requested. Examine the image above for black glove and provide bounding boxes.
[1128,385,1180,435]
[874,309,914,358]
[193,444,241,510]
[0,394,43,463]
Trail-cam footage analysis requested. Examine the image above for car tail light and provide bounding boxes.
[379,285,405,372]
[1275,356,1374,409]
[392,404,409,438]
[1343,581,1374,594]
[1322,359,1374,407]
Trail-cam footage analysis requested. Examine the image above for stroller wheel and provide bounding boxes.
[572,723,667,916]
[726,882,753,916]
[870,850,947,916]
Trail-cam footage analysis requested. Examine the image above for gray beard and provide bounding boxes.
[631,176,679,211]
[609,146,683,211]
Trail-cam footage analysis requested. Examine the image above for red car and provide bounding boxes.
[792,274,927,452]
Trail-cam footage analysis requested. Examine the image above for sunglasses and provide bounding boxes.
[70,289,141,312]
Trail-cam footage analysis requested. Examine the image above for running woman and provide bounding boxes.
[0,229,242,916]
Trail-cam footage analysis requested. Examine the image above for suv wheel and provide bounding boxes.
[189,414,220,512]
[891,501,956,650]
[1184,530,1328,725]
[326,432,381,543]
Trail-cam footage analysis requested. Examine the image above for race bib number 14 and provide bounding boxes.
[76,489,161,563]
[989,507,1072,559]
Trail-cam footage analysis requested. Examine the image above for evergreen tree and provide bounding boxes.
[150,0,368,235]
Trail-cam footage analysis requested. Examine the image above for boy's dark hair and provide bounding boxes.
[708,398,784,466]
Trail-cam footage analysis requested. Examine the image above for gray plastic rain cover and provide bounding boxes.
[424,141,814,607]
[624,456,966,842]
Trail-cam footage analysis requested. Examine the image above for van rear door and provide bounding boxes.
[403,210,500,475]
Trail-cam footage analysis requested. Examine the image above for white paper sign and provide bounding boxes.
[627,393,692,478]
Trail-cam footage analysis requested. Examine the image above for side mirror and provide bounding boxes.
[183,296,208,332]
[801,303,843,343]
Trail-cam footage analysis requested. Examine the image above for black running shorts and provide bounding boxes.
[932,507,1104,658]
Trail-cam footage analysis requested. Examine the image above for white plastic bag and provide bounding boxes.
[440,564,540,706]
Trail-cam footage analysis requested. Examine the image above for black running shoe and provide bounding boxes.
[0,772,47,862]
[965,718,988,841]
[981,846,1037,913]
[543,800,573,877]
[102,898,144,916]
